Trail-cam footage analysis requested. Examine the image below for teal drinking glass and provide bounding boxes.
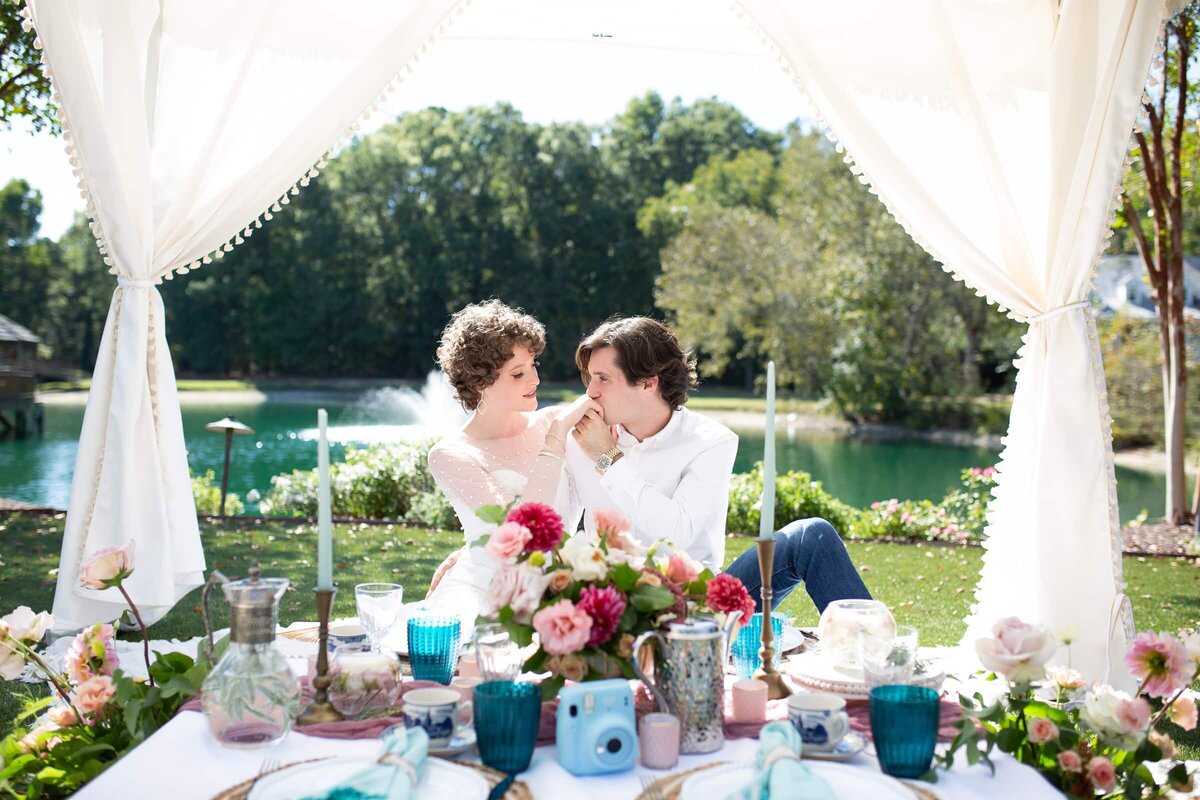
[406,615,460,685]
[869,685,940,778]
[474,681,542,774]
[731,612,786,679]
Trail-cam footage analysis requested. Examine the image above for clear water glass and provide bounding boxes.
[859,624,919,688]
[475,623,522,681]
[355,582,404,652]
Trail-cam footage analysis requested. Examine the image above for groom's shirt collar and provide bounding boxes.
[613,406,685,449]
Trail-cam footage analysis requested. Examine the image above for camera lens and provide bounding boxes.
[606,737,623,754]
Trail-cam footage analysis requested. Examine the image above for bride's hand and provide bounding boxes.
[551,394,603,439]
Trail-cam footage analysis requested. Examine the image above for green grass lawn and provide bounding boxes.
[2,512,1197,756]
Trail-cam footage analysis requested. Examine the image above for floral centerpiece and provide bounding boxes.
[0,541,211,799]
[475,502,755,699]
[938,616,1197,798]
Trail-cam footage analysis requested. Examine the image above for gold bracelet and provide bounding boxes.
[538,448,565,461]
[545,431,566,449]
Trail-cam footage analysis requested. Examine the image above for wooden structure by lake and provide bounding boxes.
[0,313,43,439]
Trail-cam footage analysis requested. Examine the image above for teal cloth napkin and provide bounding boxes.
[302,726,429,800]
[726,721,835,800]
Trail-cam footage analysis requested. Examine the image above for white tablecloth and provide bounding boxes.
[73,708,1061,800]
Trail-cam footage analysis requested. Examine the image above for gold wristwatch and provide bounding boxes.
[595,446,624,475]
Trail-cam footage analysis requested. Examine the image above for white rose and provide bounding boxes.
[0,642,26,681]
[975,617,1057,683]
[559,533,608,582]
[1080,685,1143,750]
[1,606,54,645]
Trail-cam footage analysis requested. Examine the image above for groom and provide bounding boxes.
[565,316,872,614]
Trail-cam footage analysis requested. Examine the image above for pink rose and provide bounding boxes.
[73,675,115,724]
[18,723,61,754]
[1027,717,1059,744]
[1117,697,1151,733]
[1086,756,1116,793]
[665,552,700,585]
[1056,750,1082,772]
[487,564,549,623]
[47,704,78,727]
[1169,694,1197,731]
[485,523,532,563]
[79,540,135,589]
[532,599,593,656]
[975,617,1057,683]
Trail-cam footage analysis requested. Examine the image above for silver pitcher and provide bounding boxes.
[630,614,741,754]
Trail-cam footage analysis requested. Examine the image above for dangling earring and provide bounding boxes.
[476,398,488,416]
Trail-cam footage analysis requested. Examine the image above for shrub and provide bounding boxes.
[727,464,858,537]
[258,440,455,526]
[191,469,245,516]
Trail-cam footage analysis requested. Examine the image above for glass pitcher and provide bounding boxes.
[200,565,301,747]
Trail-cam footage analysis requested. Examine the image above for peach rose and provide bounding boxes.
[1,607,54,645]
[18,723,61,754]
[1047,665,1087,690]
[1027,717,1059,744]
[615,634,636,659]
[665,552,700,585]
[975,617,1057,683]
[47,704,78,727]
[1169,694,1197,731]
[485,523,532,563]
[1086,756,1116,793]
[636,571,662,589]
[1150,730,1178,759]
[547,570,573,594]
[532,599,593,656]
[593,509,631,538]
[548,652,587,682]
[79,540,135,589]
[73,675,115,724]
[1056,750,1082,772]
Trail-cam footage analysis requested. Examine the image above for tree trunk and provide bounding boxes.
[961,321,983,395]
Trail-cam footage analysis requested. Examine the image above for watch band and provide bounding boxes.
[595,446,624,475]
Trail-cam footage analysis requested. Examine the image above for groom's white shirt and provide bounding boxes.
[566,406,738,569]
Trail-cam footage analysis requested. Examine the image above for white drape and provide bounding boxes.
[738,0,1165,683]
[28,0,461,629]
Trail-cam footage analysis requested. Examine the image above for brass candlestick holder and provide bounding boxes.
[752,538,792,700]
[297,586,345,725]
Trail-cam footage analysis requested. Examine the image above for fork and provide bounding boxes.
[639,774,666,800]
[249,758,280,790]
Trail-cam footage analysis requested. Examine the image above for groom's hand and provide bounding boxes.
[573,409,617,461]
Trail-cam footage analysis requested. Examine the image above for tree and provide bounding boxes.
[0,178,54,334]
[0,3,56,132]
[1118,4,1199,523]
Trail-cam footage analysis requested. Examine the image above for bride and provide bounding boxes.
[423,300,597,624]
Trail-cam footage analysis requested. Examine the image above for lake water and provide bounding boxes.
[0,393,1166,521]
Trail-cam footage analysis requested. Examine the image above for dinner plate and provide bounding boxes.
[779,625,807,653]
[678,760,915,800]
[247,756,489,800]
[785,650,945,699]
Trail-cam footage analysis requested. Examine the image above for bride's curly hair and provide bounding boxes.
[437,300,546,411]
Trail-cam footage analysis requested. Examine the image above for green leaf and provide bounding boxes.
[611,563,640,593]
[476,505,507,525]
[630,584,676,613]
[539,674,565,701]
[502,618,534,648]
[996,727,1022,753]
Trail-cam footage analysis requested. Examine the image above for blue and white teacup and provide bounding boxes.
[402,687,472,748]
[327,623,369,653]
[787,692,850,752]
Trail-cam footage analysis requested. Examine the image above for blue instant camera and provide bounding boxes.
[555,679,638,775]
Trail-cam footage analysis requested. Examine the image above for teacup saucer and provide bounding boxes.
[383,724,476,758]
[803,731,867,762]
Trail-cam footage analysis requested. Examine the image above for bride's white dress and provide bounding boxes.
[424,408,580,626]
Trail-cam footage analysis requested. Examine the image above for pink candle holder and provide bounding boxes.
[732,678,768,723]
[639,712,681,769]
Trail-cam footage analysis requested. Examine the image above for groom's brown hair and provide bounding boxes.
[575,317,698,409]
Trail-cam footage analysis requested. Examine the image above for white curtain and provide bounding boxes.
[28,0,460,629]
[739,0,1165,683]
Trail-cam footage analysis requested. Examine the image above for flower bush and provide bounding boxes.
[938,617,1198,798]
[259,440,456,528]
[191,469,245,516]
[478,501,753,699]
[0,546,210,799]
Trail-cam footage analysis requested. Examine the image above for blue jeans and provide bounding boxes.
[723,518,872,614]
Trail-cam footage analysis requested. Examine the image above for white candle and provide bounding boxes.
[317,408,333,589]
[759,361,776,539]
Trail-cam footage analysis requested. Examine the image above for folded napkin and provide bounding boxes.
[302,726,429,800]
[726,721,834,800]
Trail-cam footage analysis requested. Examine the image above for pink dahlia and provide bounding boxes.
[506,502,564,553]
[576,585,627,647]
[1126,632,1192,699]
[706,573,756,624]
